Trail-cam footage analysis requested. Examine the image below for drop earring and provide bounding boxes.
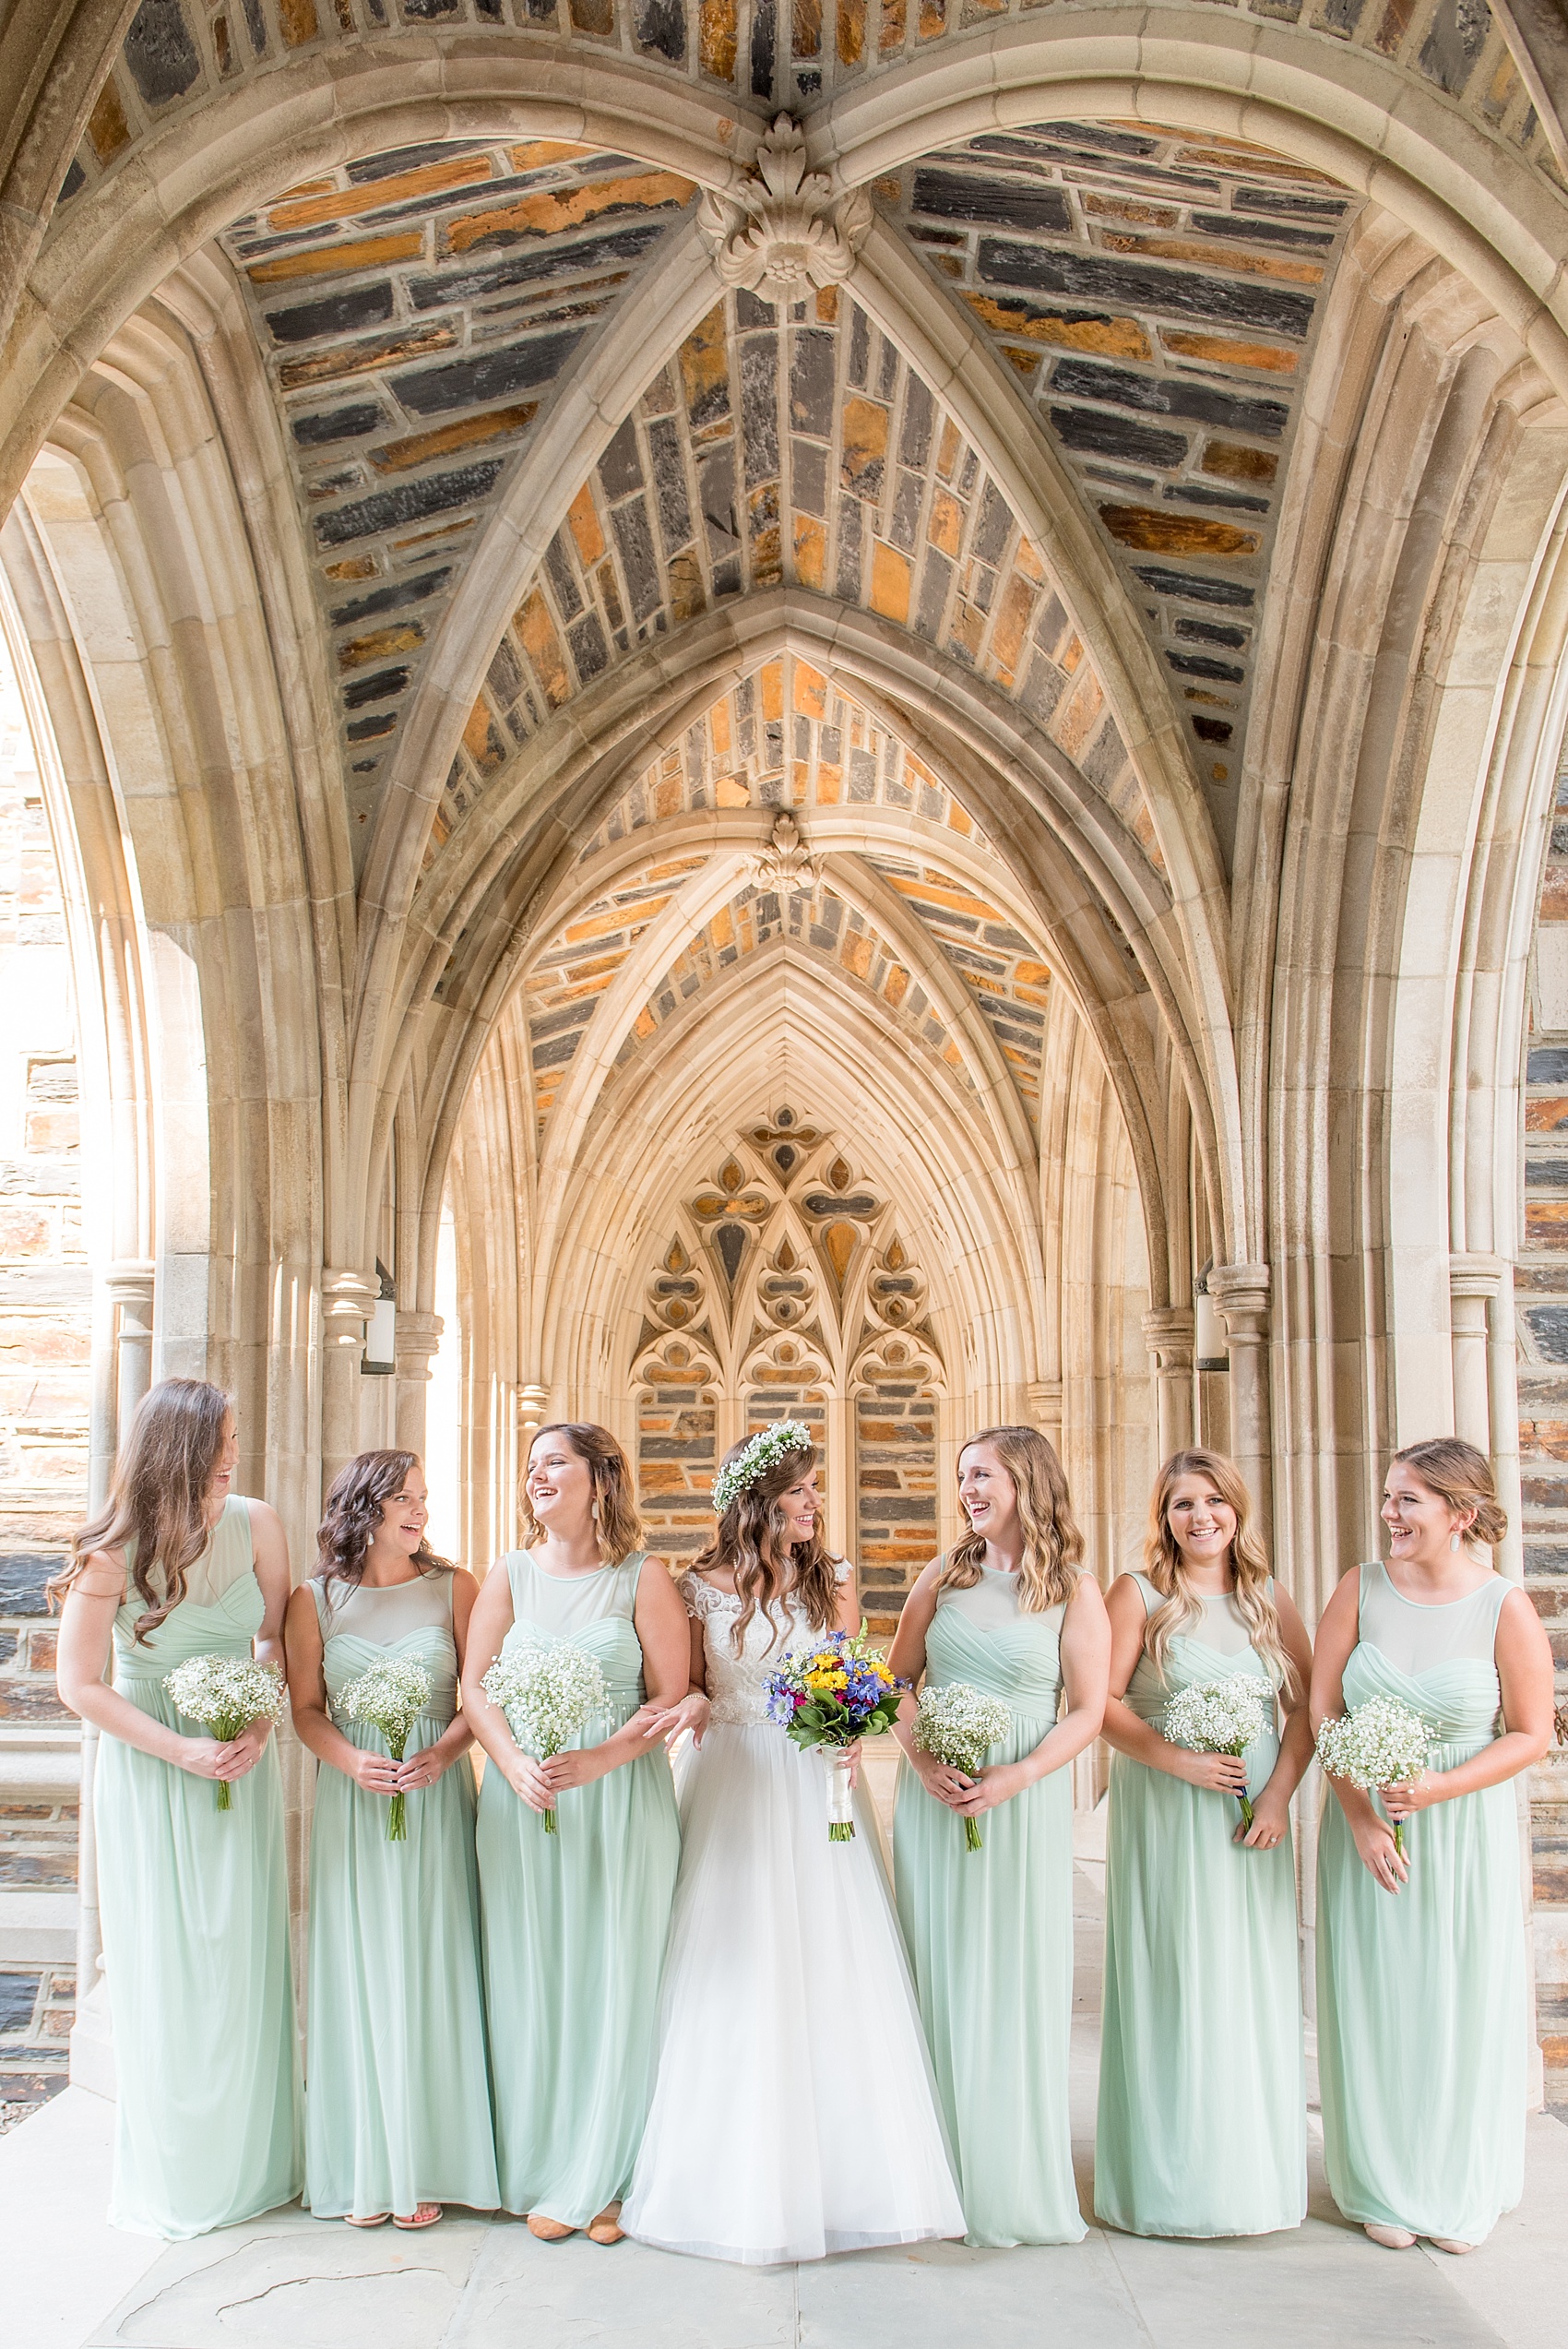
[1449,1530,1461,1553]
[591,1500,600,1523]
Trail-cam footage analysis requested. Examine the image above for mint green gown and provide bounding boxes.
[1317,1559,1525,2243]
[304,1569,498,2220]
[475,1549,681,2226]
[1096,1573,1305,2237]
[94,1494,303,2237]
[893,1568,1086,2246]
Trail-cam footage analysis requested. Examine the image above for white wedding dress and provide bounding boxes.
[621,1568,964,2264]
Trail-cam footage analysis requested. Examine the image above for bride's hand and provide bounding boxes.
[638,1692,711,1749]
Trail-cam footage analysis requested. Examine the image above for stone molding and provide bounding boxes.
[1206,1264,1271,1342]
[699,115,873,296]
[1141,1306,1195,1372]
[393,1309,444,1384]
[321,1267,378,1352]
[747,812,823,900]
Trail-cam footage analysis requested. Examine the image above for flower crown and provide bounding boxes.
[712,1420,814,1514]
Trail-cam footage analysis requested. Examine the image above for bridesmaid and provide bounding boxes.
[462,1421,686,2244]
[890,1425,1111,2247]
[53,1378,302,2236]
[285,1449,497,2229]
[1096,1447,1313,2239]
[1313,1438,1552,2254]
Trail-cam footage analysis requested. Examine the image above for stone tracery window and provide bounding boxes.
[632,1114,944,1617]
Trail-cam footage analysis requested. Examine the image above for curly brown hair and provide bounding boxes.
[694,1432,839,1653]
[521,1424,644,1562]
[51,1378,233,1644]
[940,1425,1084,1613]
[315,1449,450,1593]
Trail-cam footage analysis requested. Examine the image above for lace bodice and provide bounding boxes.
[681,1564,851,1726]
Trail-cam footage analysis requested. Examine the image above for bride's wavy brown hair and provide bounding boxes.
[315,1449,450,1594]
[1144,1447,1300,1699]
[694,1433,838,1653]
[939,1425,1085,1612]
[49,1378,232,1644]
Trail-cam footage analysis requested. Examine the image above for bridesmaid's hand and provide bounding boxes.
[395,1748,449,1793]
[952,1760,1028,1818]
[1166,1746,1249,1797]
[910,1749,974,1808]
[1237,1793,1289,1850]
[350,1748,403,1795]
[1351,1815,1408,1894]
[223,1718,274,1780]
[637,1692,711,1749]
[176,1735,248,1783]
[503,1749,556,1813]
[1380,1772,1435,1820]
[540,1744,613,1794]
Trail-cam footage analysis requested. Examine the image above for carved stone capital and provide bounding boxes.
[700,116,872,295]
[749,810,822,897]
[394,1309,444,1381]
[1142,1306,1195,1372]
[322,1266,379,1350]
[1206,1261,1270,1341]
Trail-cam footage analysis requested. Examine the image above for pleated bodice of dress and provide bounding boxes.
[1123,1575,1280,1796]
[113,1493,261,1699]
[1343,1557,1507,1766]
[499,1547,647,1718]
[312,1569,457,1750]
[923,1568,1065,1728]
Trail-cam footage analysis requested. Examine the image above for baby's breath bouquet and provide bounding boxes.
[1162,1673,1270,1830]
[337,1654,434,1842]
[764,1625,905,1841]
[912,1680,1012,1851]
[1316,1694,1431,1858]
[162,1653,285,1810]
[481,1638,608,1832]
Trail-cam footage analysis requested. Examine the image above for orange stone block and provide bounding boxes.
[1052,671,1105,762]
[279,326,457,392]
[880,0,906,48]
[837,0,866,63]
[1526,1200,1568,1243]
[1096,232,1324,288]
[272,155,492,233]
[761,661,785,721]
[1538,865,1568,922]
[1098,506,1261,557]
[323,556,379,581]
[1160,328,1299,375]
[516,590,572,709]
[444,172,694,256]
[86,78,130,165]
[840,396,890,495]
[841,930,874,978]
[508,141,596,173]
[815,764,843,804]
[567,482,607,567]
[870,543,912,625]
[816,285,839,323]
[368,403,540,473]
[279,0,318,43]
[1203,441,1278,483]
[988,573,1036,676]
[248,232,423,285]
[462,699,508,774]
[338,623,423,670]
[793,515,827,590]
[710,699,732,756]
[1526,1097,1568,1131]
[793,0,822,54]
[795,661,827,718]
[936,419,962,479]
[698,0,738,78]
[960,292,1151,362]
[928,486,962,556]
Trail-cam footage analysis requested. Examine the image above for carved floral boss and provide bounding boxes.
[700,116,873,295]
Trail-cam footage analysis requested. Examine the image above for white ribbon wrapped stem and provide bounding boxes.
[826,1750,855,1828]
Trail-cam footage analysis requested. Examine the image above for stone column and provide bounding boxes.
[1208,1264,1272,1521]
[394,1310,444,1456]
[1027,1377,1063,1455]
[1140,1307,1195,1462]
[320,1267,378,1485]
[1448,1253,1503,1454]
[71,1258,157,2099]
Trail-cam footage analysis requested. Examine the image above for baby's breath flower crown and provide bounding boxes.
[712,1420,814,1515]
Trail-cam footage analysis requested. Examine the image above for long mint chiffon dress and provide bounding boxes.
[1095,1573,1306,2238]
[94,1493,303,2237]
[304,1570,497,2220]
[893,1567,1086,2246]
[1317,1559,1526,2244]
[475,1548,679,2227]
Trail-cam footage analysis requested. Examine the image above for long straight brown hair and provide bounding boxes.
[695,1433,838,1653]
[50,1378,232,1644]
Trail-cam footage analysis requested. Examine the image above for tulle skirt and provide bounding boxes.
[621,1722,964,2264]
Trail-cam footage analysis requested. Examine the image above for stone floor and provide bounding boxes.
[4,1827,1565,2349]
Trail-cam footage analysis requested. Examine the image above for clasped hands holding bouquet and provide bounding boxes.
[177,1715,276,1787]
[1163,1745,1293,1851]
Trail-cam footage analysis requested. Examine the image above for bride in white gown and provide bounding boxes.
[622,1424,964,2265]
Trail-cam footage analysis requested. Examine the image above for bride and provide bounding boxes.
[621,1423,964,2265]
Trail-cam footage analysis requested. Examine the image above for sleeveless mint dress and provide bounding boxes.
[892,1567,1086,2246]
[94,1493,303,2237]
[1317,1558,1525,2243]
[304,1569,498,2220]
[1096,1574,1306,2237]
[475,1549,681,2225]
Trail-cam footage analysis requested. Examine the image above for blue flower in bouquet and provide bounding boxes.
[763,1624,909,1842]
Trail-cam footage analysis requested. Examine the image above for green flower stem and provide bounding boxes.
[964,1817,983,1854]
[215,1779,232,1812]
[1237,1791,1254,1830]
[1393,1820,1406,1860]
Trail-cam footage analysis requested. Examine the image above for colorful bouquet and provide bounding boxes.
[1316,1694,1431,1858]
[337,1654,434,1842]
[764,1623,905,1841]
[481,1638,607,1832]
[162,1653,285,1811]
[1162,1673,1270,1830]
[912,1680,1011,1851]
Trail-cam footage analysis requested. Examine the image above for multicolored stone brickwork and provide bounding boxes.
[861,855,1048,1127]
[52,0,1563,233]
[856,1365,938,1631]
[1520,746,1568,2108]
[880,120,1356,838]
[434,290,1147,861]
[215,140,697,847]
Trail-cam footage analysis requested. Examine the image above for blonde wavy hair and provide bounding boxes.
[1144,1448,1299,1699]
[939,1425,1084,1613]
[521,1423,643,1563]
[1389,1437,1507,1547]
